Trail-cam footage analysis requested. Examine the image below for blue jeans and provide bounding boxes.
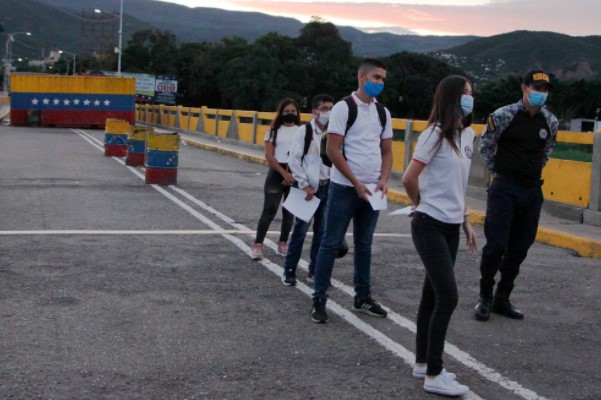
[284,182,329,274]
[411,212,460,376]
[313,182,380,301]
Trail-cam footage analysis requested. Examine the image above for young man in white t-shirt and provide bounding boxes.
[282,94,334,286]
[310,59,393,323]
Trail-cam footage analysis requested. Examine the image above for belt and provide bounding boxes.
[319,179,330,186]
[494,173,543,187]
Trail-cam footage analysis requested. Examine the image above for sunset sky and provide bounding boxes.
[154,0,599,37]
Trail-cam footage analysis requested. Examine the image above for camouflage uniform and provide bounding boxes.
[477,99,558,317]
[480,100,558,177]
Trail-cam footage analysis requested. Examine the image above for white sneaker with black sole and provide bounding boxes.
[424,369,469,396]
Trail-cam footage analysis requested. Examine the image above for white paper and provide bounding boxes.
[365,183,388,211]
[388,205,414,217]
[282,187,321,222]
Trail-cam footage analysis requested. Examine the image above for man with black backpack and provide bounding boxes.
[310,58,393,323]
[282,94,335,286]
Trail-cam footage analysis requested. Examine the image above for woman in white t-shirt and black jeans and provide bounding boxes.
[251,98,301,260]
[402,75,478,397]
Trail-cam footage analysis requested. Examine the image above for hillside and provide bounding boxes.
[32,0,476,55]
[0,0,152,59]
[439,30,601,81]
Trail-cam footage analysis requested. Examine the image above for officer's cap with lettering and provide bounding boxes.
[523,70,554,89]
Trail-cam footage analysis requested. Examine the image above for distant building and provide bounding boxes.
[28,50,61,68]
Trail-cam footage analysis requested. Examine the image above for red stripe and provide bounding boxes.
[10,110,134,128]
[412,158,428,166]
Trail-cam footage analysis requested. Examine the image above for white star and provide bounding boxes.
[43,98,50,105]
[31,98,39,105]
[53,99,60,105]
[94,100,100,106]
[83,99,91,106]
[73,99,80,105]
[63,99,71,106]
[103,99,111,106]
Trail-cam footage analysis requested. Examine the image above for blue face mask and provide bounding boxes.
[528,89,548,107]
[460,94,474,116]
[363,81,384,98]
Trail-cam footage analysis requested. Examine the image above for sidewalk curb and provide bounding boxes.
[183,137,601,258]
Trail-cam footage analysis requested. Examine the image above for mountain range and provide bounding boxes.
[2,0,600,80]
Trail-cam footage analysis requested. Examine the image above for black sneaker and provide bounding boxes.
[282,269,296,286]
[311,298,328,323]
[352,296,387,318]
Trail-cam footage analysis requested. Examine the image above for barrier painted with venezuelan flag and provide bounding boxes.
[10,74,135,128]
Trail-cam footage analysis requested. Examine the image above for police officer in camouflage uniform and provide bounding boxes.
[474,70,559,321]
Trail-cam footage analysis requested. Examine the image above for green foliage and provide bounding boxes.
[381,52,466,119]
[552,143,593,162]
[122,29,178,75]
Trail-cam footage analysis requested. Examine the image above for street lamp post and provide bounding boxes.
[3,32,31,95]
[59,50,77,75]
[95,0,123,75]
[118,0,123,75]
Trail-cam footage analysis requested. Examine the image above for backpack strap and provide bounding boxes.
[375,102,387,134]
[343,95,387,134]
[343,96,357,134]
[301,122,313,162]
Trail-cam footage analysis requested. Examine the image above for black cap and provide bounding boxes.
[523,70,553,89]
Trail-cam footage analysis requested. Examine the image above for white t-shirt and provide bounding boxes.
[327,92,393,186]
[287,120,330,190]
[264,124,299,163]
[412,125,475,224]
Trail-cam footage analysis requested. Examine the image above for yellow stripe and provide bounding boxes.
[147,132,180,151]
[10,74,135,95]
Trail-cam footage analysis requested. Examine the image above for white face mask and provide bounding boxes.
[317,111,330,126]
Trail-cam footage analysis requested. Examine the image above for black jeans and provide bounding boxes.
[480,177,543,286]
[411,212,460,376]
[254,166,293,244]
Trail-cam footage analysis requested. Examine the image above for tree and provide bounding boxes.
[121,29,177,75]
[382,52,466,119]
[297,19,355,100]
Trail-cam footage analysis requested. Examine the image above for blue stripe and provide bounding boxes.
[11,93,135,111]
[104,134,128,145]
[146,150,178,168]
[127,139,146,154]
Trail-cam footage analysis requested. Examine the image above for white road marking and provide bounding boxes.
[0,229,412,237]
[71,128,550,400]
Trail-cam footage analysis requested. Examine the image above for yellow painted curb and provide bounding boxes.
[536,227,601,258]
[184,138,601,258]
[183,139,268,166]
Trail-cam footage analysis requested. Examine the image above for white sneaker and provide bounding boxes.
[424,369,469,396]
[276,241,288,256]
[413,365,456,380]
[251,243,263,260]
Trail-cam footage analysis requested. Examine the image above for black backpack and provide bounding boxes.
[320,96,387,167]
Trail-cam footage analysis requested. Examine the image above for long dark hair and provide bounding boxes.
[427,75,473,155]
[269,98,300,145]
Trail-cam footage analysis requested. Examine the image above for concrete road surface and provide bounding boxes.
[0,125,599,400]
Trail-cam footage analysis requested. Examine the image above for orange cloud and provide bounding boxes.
[222,0,600,37]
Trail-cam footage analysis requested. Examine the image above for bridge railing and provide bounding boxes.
[136,104,601,217]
